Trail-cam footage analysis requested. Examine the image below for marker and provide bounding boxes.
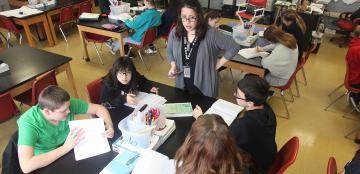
[139,104,147,112]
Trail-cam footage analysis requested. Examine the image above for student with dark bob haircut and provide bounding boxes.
[194,74,277,173]
[100,57,158,109]
[167,0,240,97]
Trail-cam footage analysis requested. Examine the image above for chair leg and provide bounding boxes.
[138,49,149,71]
[127,47,133,57]
[328,84,344,97]
[280,90,290,119]
[301,68,307,86]
[344,125,360,140]
[343,107,356,118]
[294,77,300,97]
[19,33,23,45]
[154,44,164,61]
[324,91,348,111]
[93,43,104,65]
[59,25,68,44]
[229,68,235,84]
[6,32,11,48]
[288,87,295,102]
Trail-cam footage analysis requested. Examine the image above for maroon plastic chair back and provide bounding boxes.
[84,32,111,43]
[131,28,157,49]
[327,157,337,174]
[60,6,75,24]
[85,78,102,104]
[78,1,93,17]
[267,136,300,174]
[0,15,22,33]
[0,92,19,123]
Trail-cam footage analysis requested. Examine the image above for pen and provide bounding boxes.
[139,104,148,112]
[126,154,140,165]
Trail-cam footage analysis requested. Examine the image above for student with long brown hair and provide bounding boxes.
[257,25,298,86]
[282,10,306,62]
[174,114,244,174]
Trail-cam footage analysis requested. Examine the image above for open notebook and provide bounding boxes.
[238,48,269,59]
[205,99,244,126]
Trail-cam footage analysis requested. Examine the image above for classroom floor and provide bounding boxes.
[0,17,359,173]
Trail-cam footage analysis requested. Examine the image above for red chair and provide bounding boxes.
[236,0,267,22]
[160,23,176,45]
[331,11,360,48]
[272,69,299,119]
[85,78,102,104]
[84,32,111,65]
[127,27,164,71]
[0,93,19,123]
[0,15,24,48]
[58,6,76,44]
[327,157,337,174]
[77,0,93,18]
[14,70,58,107]
[267,136,299,174]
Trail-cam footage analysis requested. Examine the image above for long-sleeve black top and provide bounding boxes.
[283,23,304,63]
[229,103,277,173]
[100,71,153,109]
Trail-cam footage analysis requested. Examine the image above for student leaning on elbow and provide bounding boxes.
[17,86,114,173]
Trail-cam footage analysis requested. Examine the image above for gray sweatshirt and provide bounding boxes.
[167,27,240,97]
[261,43,298,86]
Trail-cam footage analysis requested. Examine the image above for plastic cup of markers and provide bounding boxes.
[118,116,153,148]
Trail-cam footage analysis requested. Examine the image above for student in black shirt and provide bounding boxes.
[100,57,158,109]
[193,74,277,174]
[282,10,306,63]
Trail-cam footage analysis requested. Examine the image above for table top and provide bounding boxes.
[37,0,87,12]
[0,46,71,94]
[77,17,128,33]
[32,82,217,174]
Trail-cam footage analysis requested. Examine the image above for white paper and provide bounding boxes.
[238,48,269,59]
[79,12,100,19]
[205,99,244,126]
[0,6,43,18]
[124,92,167,108]
[130,6,147,11]
[27,0,55,8]
[132,149,175,174]
[69,118,110,161]
[108,13,132,22]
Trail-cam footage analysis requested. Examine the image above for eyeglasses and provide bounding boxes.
[234,91,246,100]
[117,71,132,77]
[181,16,197,22]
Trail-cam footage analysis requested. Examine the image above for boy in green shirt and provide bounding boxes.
[17,85,114,173]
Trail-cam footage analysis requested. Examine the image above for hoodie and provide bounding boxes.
[230,103,277,173]
[346,37,360,85]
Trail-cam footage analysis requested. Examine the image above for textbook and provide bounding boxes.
[164,102,193,117]
[99,147,140,174]
[205,99,244,126]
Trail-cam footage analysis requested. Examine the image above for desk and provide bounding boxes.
[0,46,78,98]
[37,0,90,44]
[32,82,217,174]
[77,17,128,61]
[225,56,265,77]
[12,13,54,47]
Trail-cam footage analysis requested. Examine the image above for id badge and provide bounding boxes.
[184,66,191,78]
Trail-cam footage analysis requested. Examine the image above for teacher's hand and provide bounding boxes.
[168,66,180,79]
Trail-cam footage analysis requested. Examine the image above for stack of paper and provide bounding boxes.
[154,119,176,146]
[79,13,100,21]
[108,13,132,22]
[0,6,43,18]
[205,99,244,126]
[69,118,111,161]
[164,102,193,117]
[100,148,140,174]
[130,6,147,11]
[238,48,269,59]
[132,149,174,174]
[124,92,167,108]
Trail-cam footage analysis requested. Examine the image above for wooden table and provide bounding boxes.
[13,13,55,47]
[225,56,265,77]
[0,46,78,98]
[77,17,128,60]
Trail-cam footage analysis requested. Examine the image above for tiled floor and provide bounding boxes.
[0,17,359,173]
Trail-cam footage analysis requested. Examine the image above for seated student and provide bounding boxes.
[17,86,114,173]
[340,149,360,174]
[347,25,360,114]
[106,0,161,55]
[100,57,158,109]
[193,74,277,173]
[133,114,245,174]
[281,10,306,63]
[205,11,221,28]
[257,25,298,87]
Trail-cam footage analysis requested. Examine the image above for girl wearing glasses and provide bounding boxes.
[193,74,277,173]
[100,57,158,109]
[167,0,240,97]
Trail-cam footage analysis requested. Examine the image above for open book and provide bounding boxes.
[124,92,167,108]
[238,48,269,59]
[205,99,244,126]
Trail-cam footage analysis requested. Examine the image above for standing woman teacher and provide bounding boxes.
[167,0,240,97]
